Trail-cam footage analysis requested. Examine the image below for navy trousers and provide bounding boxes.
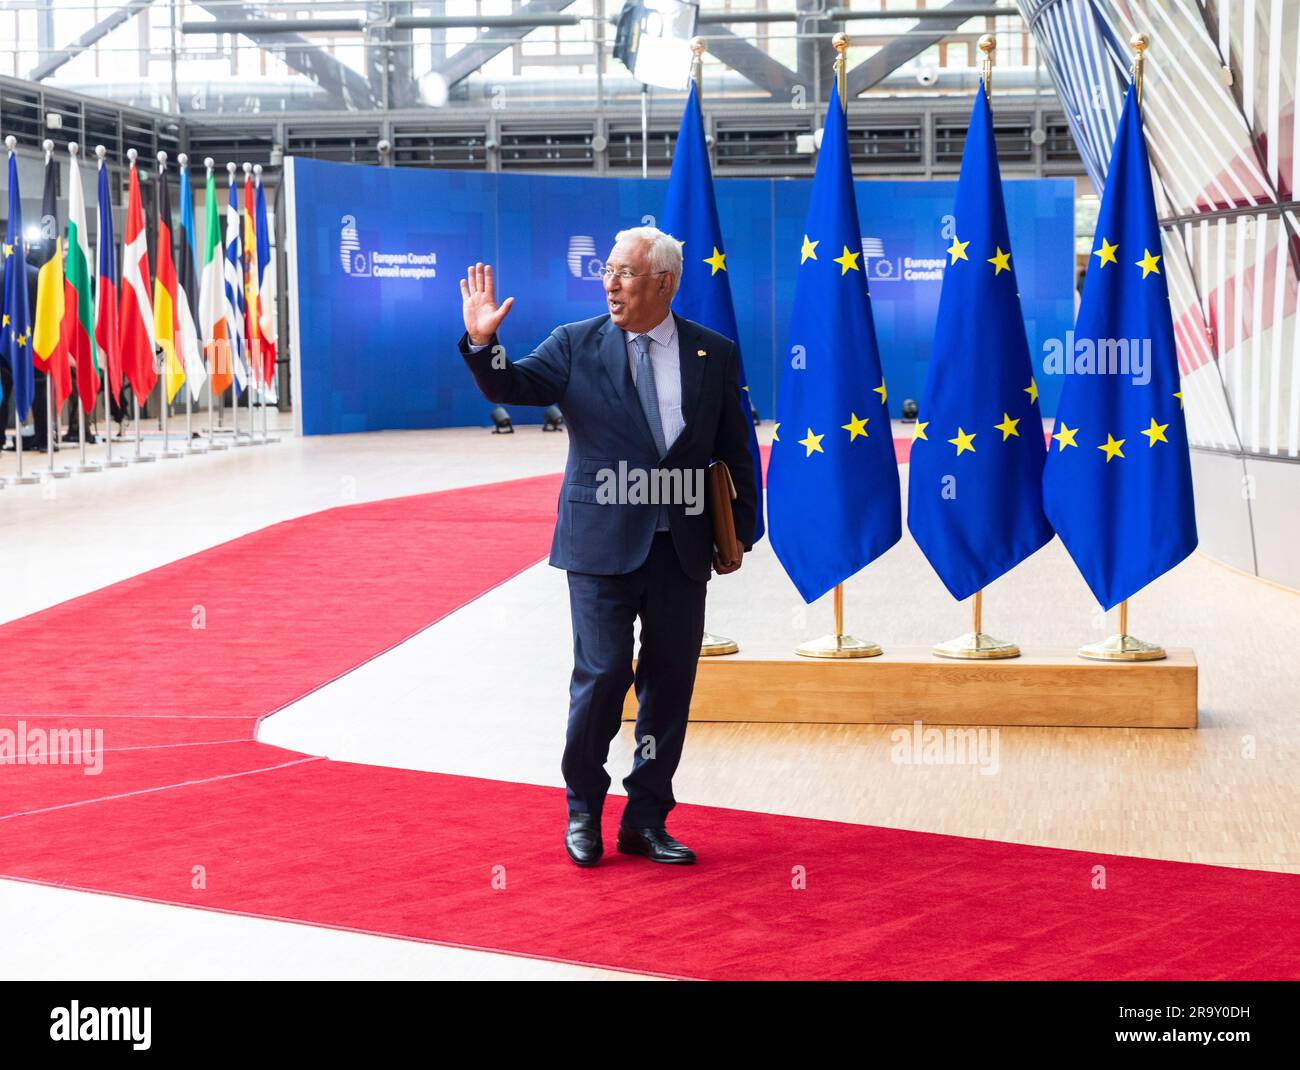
[561,531,708,828]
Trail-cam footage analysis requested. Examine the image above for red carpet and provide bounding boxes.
[2,469,1298,980]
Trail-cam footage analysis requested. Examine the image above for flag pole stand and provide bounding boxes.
[158,390,183,459]
[207,389,228,449]
[796,583,881,659]
[10,421,42,485]
[1078,37,1165,664]
[75,405,101,472]
[1079,598,1166,661]
[103,395,128,467]
[185,387,207,453]
[793,41,879,660]
[43,384,71,479]
[204,346,228,450]
[930,39,1020,660]
[673,38,739,659]
[933,589,1019,659]
[130,393,155,462]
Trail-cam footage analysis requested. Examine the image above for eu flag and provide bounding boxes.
[2,148,35,420]
[1042,85,1196,610]
[662,82,765,542]
[767,86,901,602]
[907,86,1053,601]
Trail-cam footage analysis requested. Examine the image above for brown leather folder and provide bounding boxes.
[708,460,742,565]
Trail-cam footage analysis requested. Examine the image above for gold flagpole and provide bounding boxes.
[691,36,741,658]
[1079,31,1165,663]
[795,32,881,660]
[933,33,1019,661]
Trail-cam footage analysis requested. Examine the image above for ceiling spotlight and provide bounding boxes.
[490,406,514,434]
[543,405,564,432]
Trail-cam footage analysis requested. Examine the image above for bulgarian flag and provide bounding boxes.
[199,162,233,396]
[119,155,157,401]
[32,149,72,407]
[154,159,184,404]
[95,152,123,404]
[63,146,99,414]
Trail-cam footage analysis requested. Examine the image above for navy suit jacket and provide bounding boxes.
[459,311,758,583]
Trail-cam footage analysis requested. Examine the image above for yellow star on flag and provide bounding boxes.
[987,247,1011,275]
[841,413,869,441]
[873,379,887,405]
[1098,433,1125,461]
[800,235,819,263]
[1136,249,1161,278]
[1052,423,1078,451]
[2,242,12,257]
[994,413,1021,440]
[16,332,26,347]
[772,422,780,441]
[1173,390,1183,409]
[1093,238,1118,267]
[948,427,976,455]
[947,236,969,264]
[1141,417,1169,446]
[834,245,860,275]
[1024,377,1039,405]
[1,313,8,327]
[704,247,727,275]
[798,428,825,457]
[913,421,929,441]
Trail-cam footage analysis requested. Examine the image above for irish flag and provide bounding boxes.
[119,155,156,401]
[199,163,233,397]
[64,146,99,414]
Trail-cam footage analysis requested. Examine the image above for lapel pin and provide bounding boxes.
[697,348,707,357]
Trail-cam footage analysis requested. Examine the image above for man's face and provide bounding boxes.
[603,238,673,332]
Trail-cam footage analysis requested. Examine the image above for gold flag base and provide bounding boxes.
[795,632,882,659]
[700,631,739,657]
[932,631,1020,660]
[1078,633,1166,662]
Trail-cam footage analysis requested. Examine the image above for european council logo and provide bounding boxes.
[340,214,369,276]
[567,235,603,281]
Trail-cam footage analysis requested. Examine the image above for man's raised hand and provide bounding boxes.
[460,262,515,346]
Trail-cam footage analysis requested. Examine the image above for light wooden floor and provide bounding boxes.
[3,420,1298,979]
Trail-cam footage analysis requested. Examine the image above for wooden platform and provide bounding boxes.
[624,646,1198,729]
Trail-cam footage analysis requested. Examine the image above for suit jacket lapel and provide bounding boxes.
[672,312,707,453]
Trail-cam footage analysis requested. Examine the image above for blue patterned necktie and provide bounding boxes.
[632,334,668,458]
[632,334,670,531]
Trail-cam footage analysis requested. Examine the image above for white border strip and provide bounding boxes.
[284,154,305,438]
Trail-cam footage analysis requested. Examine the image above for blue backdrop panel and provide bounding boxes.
[289,157,1073,435]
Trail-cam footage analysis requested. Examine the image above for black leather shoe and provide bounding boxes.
[616,825,696,864]
[565,812,602,867]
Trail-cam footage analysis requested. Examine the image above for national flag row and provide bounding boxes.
[2,139,277,430]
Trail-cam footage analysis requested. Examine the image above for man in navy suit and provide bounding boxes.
[459,226,757,867]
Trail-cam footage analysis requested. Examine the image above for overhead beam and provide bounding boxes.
[432,0,580,89]
[846,0,991,97]
[192,2,378,110]
[30,0,156,82]
[705,28,803,100]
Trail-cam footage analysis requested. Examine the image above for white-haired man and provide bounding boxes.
[459,226,758,867]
